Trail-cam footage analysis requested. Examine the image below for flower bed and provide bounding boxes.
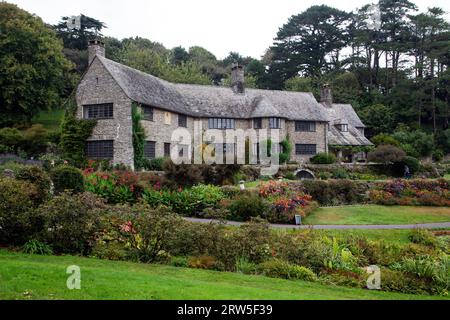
[259,181,317,223]
[369,179,450,206]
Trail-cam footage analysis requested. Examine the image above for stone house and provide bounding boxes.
[76,40,371,169]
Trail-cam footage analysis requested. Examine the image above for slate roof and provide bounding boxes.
[96,55,370,146]
[98,56,329,121]
[323,103,372,146]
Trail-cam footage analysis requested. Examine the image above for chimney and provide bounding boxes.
[231,63,245,94]
[88,39,105,65]
[320,83,333,107]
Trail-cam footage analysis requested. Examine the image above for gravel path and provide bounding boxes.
[184,217,450,230]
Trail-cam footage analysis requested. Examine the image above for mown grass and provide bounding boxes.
[1,250,447,300]
[304,205,450,226]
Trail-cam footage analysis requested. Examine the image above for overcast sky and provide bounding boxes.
[6,0,450,59]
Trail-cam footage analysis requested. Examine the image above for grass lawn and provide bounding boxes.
[32,109,65,131]
[0,250,445,300]
[445,174,450,180]
[303,205,450,226]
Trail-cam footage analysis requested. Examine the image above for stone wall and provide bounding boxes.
[286,121,328,163]
[76,58,134,169]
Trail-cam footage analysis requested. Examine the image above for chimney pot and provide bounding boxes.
[320,83,333,107]
[88,39,105,65]
[231,63,245,94]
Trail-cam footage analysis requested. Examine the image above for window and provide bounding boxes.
[84,103,113,119]
[295,144,317,155]
[253,118,262,129]
[144,141,156,159]
[269,118,281,129]
[142,105,154,121]
[208,118,235,129]
[340,124,349,132]
[164,143,171,157]
[295,121,316,132]
[178,114,187,127]
[86,140,114,159]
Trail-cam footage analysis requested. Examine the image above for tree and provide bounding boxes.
[269,5,351,85]
[170,46,189,66]
[284,77,315,93]
[368,145,406,164]
[54,14,105,50]
[360,104,395,137]
[0,3,72,127]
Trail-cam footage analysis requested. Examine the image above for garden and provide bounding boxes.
[0,161,449,298]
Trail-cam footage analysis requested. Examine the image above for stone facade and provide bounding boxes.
[76,58,134,169]
[75,42,369,170]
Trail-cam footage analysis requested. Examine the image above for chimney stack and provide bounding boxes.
[88,39,105,65]
[231,63,245,94]
[320,83,333,107]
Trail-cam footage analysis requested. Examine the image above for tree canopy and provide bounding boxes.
[0,2,72,126]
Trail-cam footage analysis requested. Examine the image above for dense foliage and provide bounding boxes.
[0,3,72,126]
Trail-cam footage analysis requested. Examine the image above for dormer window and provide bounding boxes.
[340,124,348,132]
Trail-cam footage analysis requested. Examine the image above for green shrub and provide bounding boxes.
[144,157,166,171]
[257,259,317,282]
[90,242,127,261]
[201,164,242,185]
[59,112,97,166]
[372,134,401,147]
[331,168,350,179]
[433,150,444,163]
[227,194,270,221]
[0,127,24,151]
[301,180,368,206]
[284,172,296,180]
[399,156,420,174]
[38,192,105,254]
[368,145,406,164]
[279,139,292,164]
[380,268,431,294]
[51,165,84,194]
[122,204,182,263]
[311,152,337,165]
[163,160,204,187]
[170,256,189,268]
[0,178,42,245]
[235,257,257,275]
[22,239,53,255]
[22,124,49,156]
[409,229,438,248]
[318,270,365,288]
[15,165,51,202]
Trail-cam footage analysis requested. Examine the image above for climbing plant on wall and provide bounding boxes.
[132,102,146,170]
[59,98,97,167]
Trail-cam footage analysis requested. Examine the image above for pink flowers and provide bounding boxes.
[120,221,136,234]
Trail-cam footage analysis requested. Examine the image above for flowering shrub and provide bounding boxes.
[369,179,450,206]
[84,171,141,204]
[258,181,318,223]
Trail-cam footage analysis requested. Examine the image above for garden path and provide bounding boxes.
[183,217,450,230]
